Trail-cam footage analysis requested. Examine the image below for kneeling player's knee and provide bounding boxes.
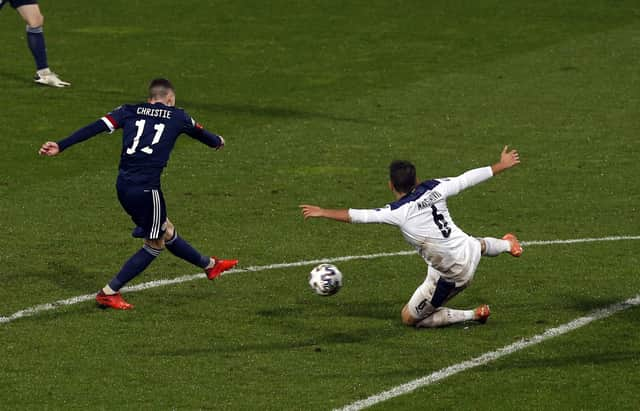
[401,305,419,326]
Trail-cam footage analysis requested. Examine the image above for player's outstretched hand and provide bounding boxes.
[500,145,520,168]
[299,205,351,223]
[491,145,520,175]
[300,205,322,219]
[39,141,60,157]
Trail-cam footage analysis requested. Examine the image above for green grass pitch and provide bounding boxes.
[1,0,639,409]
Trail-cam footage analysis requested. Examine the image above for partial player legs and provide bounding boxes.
[402,265,489,328]
[414,304,490,328]
[96,217,239,310]
[163,219,238,280]
[480,233,522,257]
[16,4,70,87]
[96,243,162,310]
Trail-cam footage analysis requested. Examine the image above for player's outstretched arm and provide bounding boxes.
[299,205,351,223]
[39,141,60,156]
[39,120,111,157]
[491,145,520,175]
[439,145,521,197]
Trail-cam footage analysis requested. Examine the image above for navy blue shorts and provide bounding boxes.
[117,186,167,240]
[0,0,38,9]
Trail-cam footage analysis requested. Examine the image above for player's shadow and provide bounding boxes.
[21,262,99,294]
[153,325,402,358]
[554,294,633,313]
[152,301,405,357]
[0,70,33,86]
[180,100,376,124]
[477,351,639,372]
[256,299,401,321]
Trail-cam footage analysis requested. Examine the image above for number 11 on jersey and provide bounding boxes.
[126,120,165,155]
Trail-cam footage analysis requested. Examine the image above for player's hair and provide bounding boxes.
[389,160,417,194]
[148,78,175,99]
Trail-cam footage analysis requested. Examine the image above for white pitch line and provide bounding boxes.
[521,235,640,246]
[335,294,640,411]
[0,235,638,325]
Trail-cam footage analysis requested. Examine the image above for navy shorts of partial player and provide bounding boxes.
[118,185,168,240]
[0,0,38,10]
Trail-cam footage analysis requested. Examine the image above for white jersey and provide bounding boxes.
[348,166,493,282]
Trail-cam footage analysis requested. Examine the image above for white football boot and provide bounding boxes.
[34,68,71,88]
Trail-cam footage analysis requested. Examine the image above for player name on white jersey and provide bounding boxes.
[136,107,172,119]
[416,191,442,210]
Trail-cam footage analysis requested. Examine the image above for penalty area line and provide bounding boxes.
[334,294,640,411]
[0,234,638,325]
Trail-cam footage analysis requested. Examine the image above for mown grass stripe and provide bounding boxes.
[1,235,638,325]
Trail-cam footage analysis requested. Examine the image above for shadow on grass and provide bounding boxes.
[180,100,376,124]
[151,324,402,358]
[554,294,630,312]
[257,299,402,321]
[19,262,99,294]
[480,351,640,372]
[0,70,30,86]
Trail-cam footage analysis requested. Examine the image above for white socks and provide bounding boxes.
[205,258,216,270]
[482,237,510,256]
[102,285,117,295]
[416,307,474,328]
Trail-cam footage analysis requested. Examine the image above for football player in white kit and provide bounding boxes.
[300,146,522,328]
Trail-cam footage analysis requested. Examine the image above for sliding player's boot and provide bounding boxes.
[474,304,491,324]
[205,257,239,280]
[96,290,133,310]
[502,233,523,257]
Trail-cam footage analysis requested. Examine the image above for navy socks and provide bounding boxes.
[108,245,161,291]
[107,232,208,292]
[166,232,210,268]
[26,25,48,70]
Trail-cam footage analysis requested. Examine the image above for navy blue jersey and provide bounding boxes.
[101,103,221,188]
[56,102,223,189]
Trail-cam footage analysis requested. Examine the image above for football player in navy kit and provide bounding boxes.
[39,79,238,309]
[1,0,70,87]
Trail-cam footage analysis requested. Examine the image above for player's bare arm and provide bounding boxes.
[299,205,351,223]
[491,145,520,175]
[38,141,60,156]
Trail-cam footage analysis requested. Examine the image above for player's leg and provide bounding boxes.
[163,218,238,280]
[416,305,490,328]
[403,269,478,328]
[480,233,522,257]
[96,188,166,310]
[15,2,70,87]
[404,238,489,328]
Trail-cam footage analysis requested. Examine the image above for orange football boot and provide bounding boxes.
[474,304,491,324]
[502,233,523,257]
[96,291,134,310]
[205,257,239,280]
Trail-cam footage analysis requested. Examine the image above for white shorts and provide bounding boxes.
[407,237,482,320]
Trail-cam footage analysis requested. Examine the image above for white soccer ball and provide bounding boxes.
[309,263,343,296]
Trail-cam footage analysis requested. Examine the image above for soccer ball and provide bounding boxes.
[309,263,343,296]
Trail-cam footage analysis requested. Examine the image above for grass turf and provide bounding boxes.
[1,0,639,409]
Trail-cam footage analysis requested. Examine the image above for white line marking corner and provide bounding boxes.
[335,294,640,411]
